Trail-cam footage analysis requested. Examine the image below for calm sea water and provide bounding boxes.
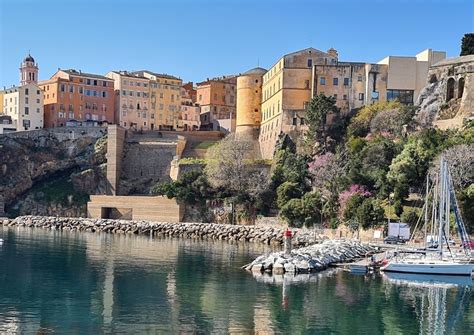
[0,227,473,334]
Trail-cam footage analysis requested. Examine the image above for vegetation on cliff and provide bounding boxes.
[154,97,473,231]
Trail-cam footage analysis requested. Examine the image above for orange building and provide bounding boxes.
[196,75,237,132]
[39,69,115,127]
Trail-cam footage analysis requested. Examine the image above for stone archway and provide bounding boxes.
[458,77,465,99]
[446,77,455,102]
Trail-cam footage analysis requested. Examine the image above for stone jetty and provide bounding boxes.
[243,239,376,274]
[1,215,320,247]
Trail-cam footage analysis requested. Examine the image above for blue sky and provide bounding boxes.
[0,0,472,87]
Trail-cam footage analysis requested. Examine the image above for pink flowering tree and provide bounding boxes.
[338,184,372,218]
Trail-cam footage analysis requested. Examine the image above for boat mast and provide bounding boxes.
[438,159,445,258]
[424,174,429,249]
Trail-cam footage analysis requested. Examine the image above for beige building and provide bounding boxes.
[259,47,338,159]
[313,62,388,113]
[134,71,183,130]
[106,71,151,130]
[1,83,44,132]
[181,83,200,131]
[196,75,237,132]
[378,49,446,103]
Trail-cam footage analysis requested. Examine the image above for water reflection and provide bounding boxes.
[383,272,473,334]
[0,226,473,334]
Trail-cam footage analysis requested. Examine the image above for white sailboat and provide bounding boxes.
[381,158,474,276]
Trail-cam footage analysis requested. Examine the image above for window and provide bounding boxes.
[333,78,338,86]
[160,93,164,99]
[37,90,40,94]
[87,79,92,85]
[344,78,349,86]
[320,77,326,85]
[25,88,29,95]
[93,80,98,86]
[69,85,74,93]
[292,117,297,126]
[103,81,107,87]
[25,107,29,115]
[387,89,414,104]
[357,76,362,82]
[79,87,84,94]
[300,118,305,125]
[60,84,65,92]
[359,93,364,101]
[343,94,347,100]
[25,97,29,104]
[305,80,310,89]
[122,90,126,96]
[334,94,338,99]
[36,98,40,103]
[137,92,141,97]
[307,59,312,67]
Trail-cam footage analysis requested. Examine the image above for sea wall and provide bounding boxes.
[1,216,320,247]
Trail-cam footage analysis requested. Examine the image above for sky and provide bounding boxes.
[0,0,473,87]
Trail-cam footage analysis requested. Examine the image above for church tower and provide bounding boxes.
[19,53,39,85]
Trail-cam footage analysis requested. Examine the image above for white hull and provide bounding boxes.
[381,261,474,276]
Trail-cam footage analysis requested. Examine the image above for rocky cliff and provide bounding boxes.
[0,128,107,217]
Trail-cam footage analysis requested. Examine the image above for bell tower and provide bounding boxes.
[20,53,39,85]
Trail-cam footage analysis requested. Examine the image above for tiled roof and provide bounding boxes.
[63,69,113,80]
[134,70,181,80]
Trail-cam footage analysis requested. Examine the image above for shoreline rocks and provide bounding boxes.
[1,215,321,247]
[243,240,376,274]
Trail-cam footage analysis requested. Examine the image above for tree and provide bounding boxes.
[460,33,474,56]
[205,134,269,222]
[370,105,416,137]
[279,191,322,228]
[151,170,215,204]
[347,101,402,138]
[430,144,474,189]
[305,94,340,153]
[276,181,305,208]
[344,195,385,229]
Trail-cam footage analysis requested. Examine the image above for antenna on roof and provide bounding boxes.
[257,58,259,67]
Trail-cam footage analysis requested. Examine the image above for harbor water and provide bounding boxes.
[0,226,473,334]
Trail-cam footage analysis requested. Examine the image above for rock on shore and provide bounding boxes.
[243,240,375,274]
[1,216,320,247]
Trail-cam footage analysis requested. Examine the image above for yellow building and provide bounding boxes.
[259,47,338,159]
[256,47,446,159]
[135,71,183,130]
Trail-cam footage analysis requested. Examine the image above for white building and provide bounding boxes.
[0,53,44,134]
[2,83,44,132]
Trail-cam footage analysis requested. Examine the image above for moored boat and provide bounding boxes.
[381,158,473,276]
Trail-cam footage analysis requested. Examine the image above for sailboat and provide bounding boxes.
[381,158,474,276]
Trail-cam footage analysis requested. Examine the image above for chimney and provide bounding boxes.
[327,48,338,59]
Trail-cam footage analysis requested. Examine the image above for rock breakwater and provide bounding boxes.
[243,240,375,274]
[1,216,319,247]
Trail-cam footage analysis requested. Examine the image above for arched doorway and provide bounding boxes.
[446,78,455,102]
[458,77,465,99]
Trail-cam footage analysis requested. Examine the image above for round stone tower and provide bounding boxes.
[236,67,266,141]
